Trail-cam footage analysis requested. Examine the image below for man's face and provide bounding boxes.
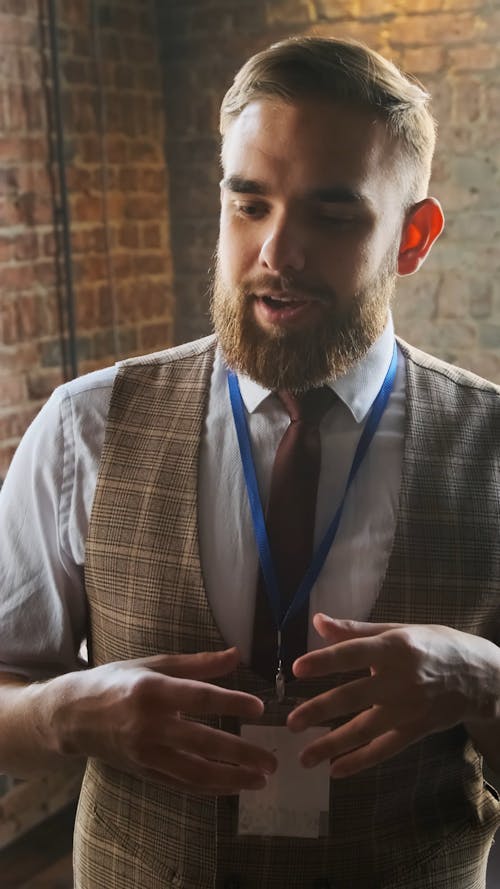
[212,97,407,391]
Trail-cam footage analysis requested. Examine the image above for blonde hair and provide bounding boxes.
[220,36,436,202]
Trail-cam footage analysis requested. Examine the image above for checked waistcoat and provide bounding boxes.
[78,335,500,889]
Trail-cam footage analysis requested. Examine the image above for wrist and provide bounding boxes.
[28,672,87,760]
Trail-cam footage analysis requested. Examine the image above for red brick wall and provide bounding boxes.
[159,0,500,375]
[2,1,500,477]
[0,0,173,478]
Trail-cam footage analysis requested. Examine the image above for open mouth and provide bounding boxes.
[261,295,308,309]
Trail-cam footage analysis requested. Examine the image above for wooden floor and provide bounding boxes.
[0,801,75,889]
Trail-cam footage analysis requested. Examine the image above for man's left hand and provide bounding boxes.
[287,613,500,778]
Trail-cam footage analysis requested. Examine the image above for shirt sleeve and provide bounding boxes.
[0,372,113,680]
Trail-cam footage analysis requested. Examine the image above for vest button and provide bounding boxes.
[223,877,241,888]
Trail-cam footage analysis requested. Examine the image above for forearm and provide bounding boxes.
[0,672,84,779]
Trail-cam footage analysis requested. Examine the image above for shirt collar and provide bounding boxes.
[228,315,395,424]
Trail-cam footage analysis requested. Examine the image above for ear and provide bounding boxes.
[397,197,444,277]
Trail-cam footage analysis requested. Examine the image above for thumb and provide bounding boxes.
[134,647,241,680]
[313,614,403,642]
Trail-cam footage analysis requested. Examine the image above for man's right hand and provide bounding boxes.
[3,648,277,795]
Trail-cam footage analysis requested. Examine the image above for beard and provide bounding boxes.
[209,250,397,393]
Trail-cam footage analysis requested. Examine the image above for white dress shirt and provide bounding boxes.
[0,319,405,679]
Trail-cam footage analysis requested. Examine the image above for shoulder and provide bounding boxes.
[397,337,500,402]
[118,335,217,374]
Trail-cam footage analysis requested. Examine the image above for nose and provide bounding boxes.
[258,215,305,273]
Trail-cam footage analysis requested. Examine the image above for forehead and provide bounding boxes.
[222,98,402,201]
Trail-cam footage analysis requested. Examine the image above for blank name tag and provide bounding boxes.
[238,724,330,838]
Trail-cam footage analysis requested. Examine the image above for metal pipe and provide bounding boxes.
[47,0,78,380]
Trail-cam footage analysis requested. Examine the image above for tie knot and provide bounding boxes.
[277,386,336,425]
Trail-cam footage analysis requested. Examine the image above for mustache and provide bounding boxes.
[240,275,336,304]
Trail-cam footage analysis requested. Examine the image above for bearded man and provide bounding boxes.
[1,36,500,889]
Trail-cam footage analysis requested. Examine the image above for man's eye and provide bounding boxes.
[233,201,266,219]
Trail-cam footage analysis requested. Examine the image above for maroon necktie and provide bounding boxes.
[250,387,336,682]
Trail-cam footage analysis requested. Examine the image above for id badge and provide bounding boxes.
[238,695,330,838]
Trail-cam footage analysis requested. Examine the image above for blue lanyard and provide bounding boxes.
[227,342,398,634]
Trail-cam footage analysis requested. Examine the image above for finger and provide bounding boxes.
[164,718,277,774]
[136,647,241,680]
[299,706,392,767]
[146,745,269,793]
[329,724,427,778]
[287,675,376,732]
[312,614,403,643]
[146,673,265,721]
[293,635,384,680]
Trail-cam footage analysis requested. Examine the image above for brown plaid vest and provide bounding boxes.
[77,335,500,889]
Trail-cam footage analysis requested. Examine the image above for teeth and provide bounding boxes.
[263,296,302,306]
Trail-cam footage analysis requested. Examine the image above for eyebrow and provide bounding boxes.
[221,176,366,205]
[221,176,269,196]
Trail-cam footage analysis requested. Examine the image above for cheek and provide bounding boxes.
[218,218,256,283]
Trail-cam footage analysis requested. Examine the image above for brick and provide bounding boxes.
[128,139,162,163]
[118,223,140,249]
[76,287,102,330]
[132,253,168,276]
[265,0,318,26]
[459,351,500,384]
[26,367,64,400]
[142,223,163,249]
[124,194,167,220]
[115,64,135,90]
[0,405,37,441]
[40,338,63,368]
[97,285,114,327]
[109,251,132,278]
[0,443,18,478]
[0,135,46,162]
[14,231,38,260]
[402,46,445,74]
[104,134,128,163]
[139,168,166,193]
[17,192,53,225]
[479,323,500,350]
[63,58,88,84]
[448,44,498,71]
[0,373,26,407]
[34,259,57,287]
[16,294,40,339]
[115,282,140,323]
[16,166,52,195]
[116,166,137,191]
[388,12,480,46]
[0,235,14,261]
[122,36,155,64]
[136,280,170,319]
[0,13,38,46]
[0,263,35,290]
[72,194,103,223]
[139,320,171,351]
[73,253,108,282]
[71,29,93,58]
[436,272,475,319]
[0,0,29,15]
